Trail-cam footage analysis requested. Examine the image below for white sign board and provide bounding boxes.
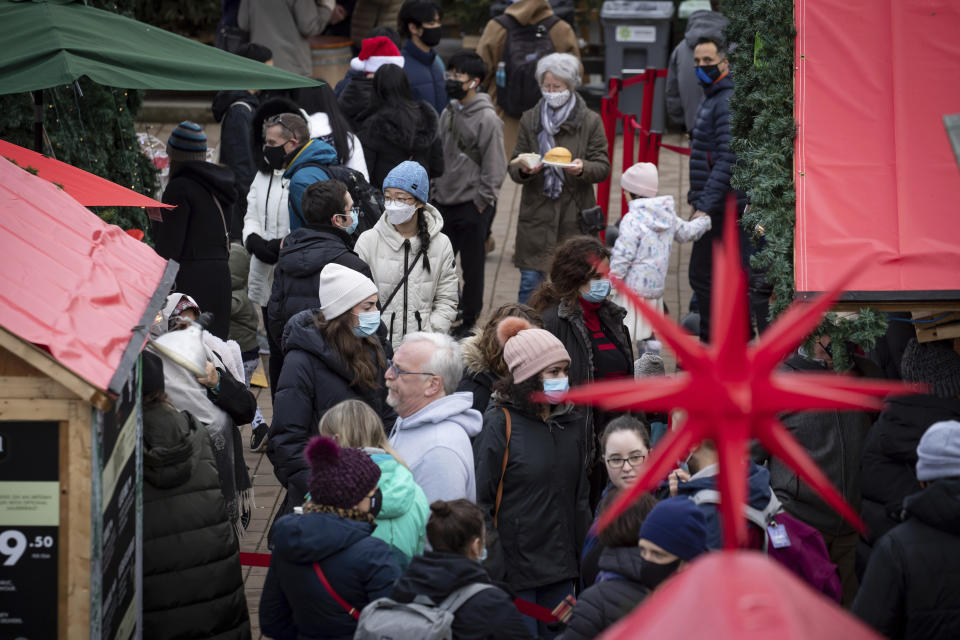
[615,25,656,43]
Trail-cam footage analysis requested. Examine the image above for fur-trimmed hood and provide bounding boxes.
[460,334,490,376]
[360,100,440,154]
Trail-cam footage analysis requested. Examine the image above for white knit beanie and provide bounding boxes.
[621,162,659,197]
[318,263,378,320]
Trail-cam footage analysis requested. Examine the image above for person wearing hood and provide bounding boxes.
[458,302,543,414]
[665,7,729,133]
[260,435,400,639]
[268,263,395,522]
[355,161,458,346]
[358,66,444,190]
[853,420,960,639]
[158,121,237,340]
[390,499,532,639]
[610,162,711,350]
[266,178,374,391]
[386,332,481,502]
[397,0,446,114]
[260,111,339,232]
[337,34,405,129]
[434,50,508,337]
[140,352,251,640]
[473,318,589,639]
[476,0,580,159]
[561,496,707,640]
[319,399,429,569]
[212,42,273,235]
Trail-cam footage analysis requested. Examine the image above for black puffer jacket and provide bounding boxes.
[267,310,395,515]
[142,402,250,640]
[560,546,649,640]
[337,74,374,130]
[761,352,874,536]
[474,400,590,591]
[860,395,960,541]
[457,334,498,414]
[266,224,372,344]
[852,477,960,640]
[391,551,532,640]
[212,90,259,231]
[358,100,444,189]
[687,73,746,217]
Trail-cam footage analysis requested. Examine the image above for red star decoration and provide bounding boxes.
[537,194,925,549]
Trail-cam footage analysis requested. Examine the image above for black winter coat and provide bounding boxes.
[266,224,372,344]
[561,547,649,640]
[267,310,396,515]
[358,100,444,190]
[391,551,532,640]
[212,90,259,233]
[159,161,237,339]
[760,353,873,536]
[852,477,960,640]
[338,74,374,130]
[474,401,590,591]
[687,74,746,217]
[142,403,250,640]
[260,512,400,640]
[860,395,960,541]
[457,334,498,415]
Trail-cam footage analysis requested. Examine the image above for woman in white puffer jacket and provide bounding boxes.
[355,161,459,348]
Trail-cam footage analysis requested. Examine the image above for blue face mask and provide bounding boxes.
[353,310,381,337]
[696,64,722,86]
[542,376,569,401]
[340,209,359,234]
[582,278,611,302]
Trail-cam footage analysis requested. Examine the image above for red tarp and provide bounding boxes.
[794,0,960,298]
[0,157,169,392]
[0,138,171,209]
[600,551,882,640]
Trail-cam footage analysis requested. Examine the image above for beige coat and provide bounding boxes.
[350,0,404,46]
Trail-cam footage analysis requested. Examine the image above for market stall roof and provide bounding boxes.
[0,0,320,94]
[0,157,176,406]
[1,138,172,208]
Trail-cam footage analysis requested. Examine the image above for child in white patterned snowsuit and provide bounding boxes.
[610,163,711,348]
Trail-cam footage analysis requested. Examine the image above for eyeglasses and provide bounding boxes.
[444,72,469,81]
[264,114,296,137]
[384,195,416,206]
[606,453,646,469]
[386,359,436,378]
[340,205,360,218]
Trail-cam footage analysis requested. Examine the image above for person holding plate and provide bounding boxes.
[506,52,610,304]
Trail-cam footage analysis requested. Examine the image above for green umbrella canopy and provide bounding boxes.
[0,0,321,94]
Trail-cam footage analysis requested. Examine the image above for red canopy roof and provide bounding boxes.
[0,157,173,394]
[600,551,882,640]
[0,138,171,209]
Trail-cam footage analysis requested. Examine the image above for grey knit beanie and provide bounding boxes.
[916,420,960,481]
[635,352,665,378]
[900,338,960,399]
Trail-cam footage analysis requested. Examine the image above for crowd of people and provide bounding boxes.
[141,1,960,639]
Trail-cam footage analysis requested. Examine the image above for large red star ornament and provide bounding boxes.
[537,194,925,548]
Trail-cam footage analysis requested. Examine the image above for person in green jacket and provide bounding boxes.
[320,399,429,568]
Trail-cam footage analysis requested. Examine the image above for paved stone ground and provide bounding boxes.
[140,121,693,636]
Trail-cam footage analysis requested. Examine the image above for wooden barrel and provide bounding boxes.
[309,36,354,87]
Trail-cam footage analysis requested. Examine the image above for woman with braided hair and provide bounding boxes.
[355,160,459,348]
[260,435,400,639]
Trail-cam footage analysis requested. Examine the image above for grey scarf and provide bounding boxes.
[538,95,577,200]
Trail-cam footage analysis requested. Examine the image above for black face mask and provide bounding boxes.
[419,25,442,47]
[639,557,681,591]
[695,63,722,86]
[369,487,383,518]
[263,144,288,171]
[445,78,467,100]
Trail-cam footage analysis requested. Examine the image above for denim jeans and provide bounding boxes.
[518,269,546,305]
[515,580,574,639]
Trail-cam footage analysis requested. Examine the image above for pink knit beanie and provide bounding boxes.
[497,317,570,383]
[621,162,658,197]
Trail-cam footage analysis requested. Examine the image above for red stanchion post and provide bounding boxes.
[621,114,636,221]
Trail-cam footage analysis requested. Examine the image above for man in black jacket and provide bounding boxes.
[853,420,960,639]
[686,36,747,342]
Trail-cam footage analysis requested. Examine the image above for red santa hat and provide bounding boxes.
[350,36,405,74]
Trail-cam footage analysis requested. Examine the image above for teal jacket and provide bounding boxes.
[366,448,429,569]
[282,138,338,232]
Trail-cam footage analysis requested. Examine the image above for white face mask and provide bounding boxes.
[385,200,417,225]
[542,89,571,108]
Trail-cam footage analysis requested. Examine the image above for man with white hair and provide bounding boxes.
[386,332,482,502]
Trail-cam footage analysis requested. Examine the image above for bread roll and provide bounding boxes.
[544,146,572,164]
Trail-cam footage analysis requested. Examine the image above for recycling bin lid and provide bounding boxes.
[600,1,674,21]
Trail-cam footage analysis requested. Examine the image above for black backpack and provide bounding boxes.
[494,13,561,118]
[289,161,384,235]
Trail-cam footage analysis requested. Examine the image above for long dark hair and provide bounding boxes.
[415,208,432,273]
[294,84,355,166]
[531,235,611,313]
[493,372,549,420]
[369,64,419,124]
[314,310,386,388]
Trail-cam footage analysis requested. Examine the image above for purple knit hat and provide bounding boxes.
[304,436,381,509]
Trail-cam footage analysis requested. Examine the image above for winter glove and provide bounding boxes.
[245,233,279,264]
[265,238,281,263]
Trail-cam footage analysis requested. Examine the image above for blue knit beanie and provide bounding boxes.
[638,496,708,561]
[383,160,429,203]
[167,121,207,163]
